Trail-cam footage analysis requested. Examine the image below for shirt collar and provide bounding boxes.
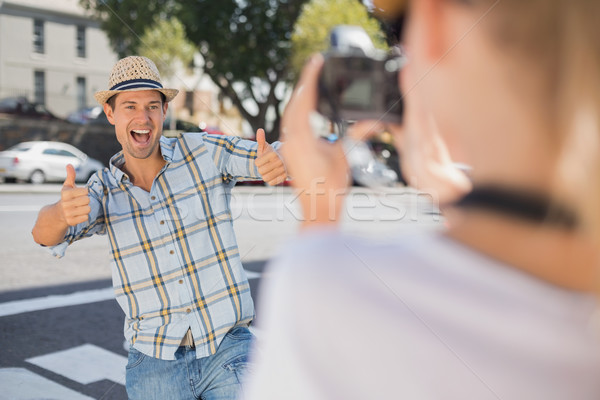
[109,136,176,182]
[158,135,175,162]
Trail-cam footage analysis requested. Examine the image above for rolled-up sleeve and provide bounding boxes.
[202,133,282,181]
[47,175,107,258]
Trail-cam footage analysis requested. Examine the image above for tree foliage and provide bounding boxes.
[79,0,175,58]
[80,0,307,140]
[291,0,387,80]
[176,0,306,140]
[138,18,195,80]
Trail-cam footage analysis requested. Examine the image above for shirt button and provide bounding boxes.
[179,279,183,284]
[160,220,165,225]
[186,308,191,313]
[151,196,156,200]
[169,250,174,255]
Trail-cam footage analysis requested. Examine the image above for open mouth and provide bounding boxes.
[130,129,151,145]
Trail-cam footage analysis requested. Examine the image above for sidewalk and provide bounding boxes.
[0,183,63,193]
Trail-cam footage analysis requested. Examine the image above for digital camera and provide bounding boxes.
[317,25,404,124]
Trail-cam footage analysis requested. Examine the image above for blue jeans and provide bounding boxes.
[125,326,254,400]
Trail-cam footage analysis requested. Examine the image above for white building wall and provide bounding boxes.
[0,0,117,117]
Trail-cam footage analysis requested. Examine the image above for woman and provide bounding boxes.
[245,0,600,399]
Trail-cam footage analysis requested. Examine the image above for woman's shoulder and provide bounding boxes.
[268,227,599,318]
[272,228,458,273]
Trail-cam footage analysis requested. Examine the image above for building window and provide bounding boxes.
[76,77,86,109]
[34,70,45,105]
[76,26,86,58]
[33,19,44,54]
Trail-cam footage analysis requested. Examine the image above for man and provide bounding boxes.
[32,56,286,399]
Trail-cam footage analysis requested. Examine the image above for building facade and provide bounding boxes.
[0,0,117,117]
[0,0,247,136]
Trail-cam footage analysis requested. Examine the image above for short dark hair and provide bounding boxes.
[106,91,167,110]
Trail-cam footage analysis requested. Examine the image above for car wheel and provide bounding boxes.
[29,170,46,184]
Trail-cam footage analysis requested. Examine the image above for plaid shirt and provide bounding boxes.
[51,132,268,360]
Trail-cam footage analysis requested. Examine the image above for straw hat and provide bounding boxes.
[94,56,179,105]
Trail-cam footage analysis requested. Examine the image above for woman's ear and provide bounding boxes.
[409,0,447,63]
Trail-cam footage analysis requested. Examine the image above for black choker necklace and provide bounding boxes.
[454,186,578,230]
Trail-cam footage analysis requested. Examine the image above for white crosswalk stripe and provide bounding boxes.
[0,368,95,400]
[27,344,127,386]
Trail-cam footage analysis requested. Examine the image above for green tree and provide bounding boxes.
[80,0,307,140]
[176,0,306,140]
[79,0,175,58]
[138,18,195,80]
[291,0,387,80]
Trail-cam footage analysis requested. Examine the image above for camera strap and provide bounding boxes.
[453,186,578,230]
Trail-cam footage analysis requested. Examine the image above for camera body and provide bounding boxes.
[317,25,404,124]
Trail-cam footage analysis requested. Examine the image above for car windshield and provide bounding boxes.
[0,98,18,111]
[7,143,34,152]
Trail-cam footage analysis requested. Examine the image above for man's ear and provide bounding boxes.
[162,102,169,121]
[103,103,115,125]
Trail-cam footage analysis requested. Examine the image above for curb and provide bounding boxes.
[0,184,63,194]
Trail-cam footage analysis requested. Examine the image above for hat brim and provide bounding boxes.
[94,87,179,105]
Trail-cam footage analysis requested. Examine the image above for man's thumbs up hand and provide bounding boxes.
[254,129,287,186]
[256,128,268,157]
[63,164,77,189]
[60,164,91,226]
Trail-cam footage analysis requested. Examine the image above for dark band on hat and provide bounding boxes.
[110,78,163,91]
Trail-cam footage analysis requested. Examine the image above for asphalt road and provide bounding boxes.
[0,184,442,399]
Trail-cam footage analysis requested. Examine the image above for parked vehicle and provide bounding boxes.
[0,97,60,121]
[66,106,104,124]
[162,118,203,137]
[324,131,405,187]
[0,141,104,184]
[369,137,406,185]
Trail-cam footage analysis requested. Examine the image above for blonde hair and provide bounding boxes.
[473,0,600,241]
[558,2,600,243]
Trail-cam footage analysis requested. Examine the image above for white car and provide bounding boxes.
[0,141,104,184]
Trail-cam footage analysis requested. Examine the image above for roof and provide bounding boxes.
[0,0,93,18]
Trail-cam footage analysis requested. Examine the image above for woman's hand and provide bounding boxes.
[391,115,472,206]
[280,55,351,228]
[392,59,472,206]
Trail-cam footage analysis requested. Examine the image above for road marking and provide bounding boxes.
[0,287,114,317]
[245,270,261,279]
[27,344,127,386]
[0,205,43,212]
[0,269,261,318]
[0,367,95,400]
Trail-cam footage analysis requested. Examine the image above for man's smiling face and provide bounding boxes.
[104,90,168,161]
